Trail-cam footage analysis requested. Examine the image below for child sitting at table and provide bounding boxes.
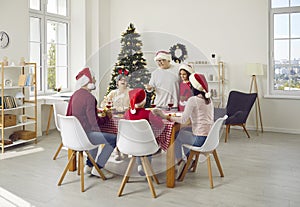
[124,88,164,176]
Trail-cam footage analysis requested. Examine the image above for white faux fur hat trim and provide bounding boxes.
[129,88,146,114]
[154,51,172,61]
[179,63,195,74]
[189,73,212,98]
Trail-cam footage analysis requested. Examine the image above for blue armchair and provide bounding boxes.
[214,90,257,142]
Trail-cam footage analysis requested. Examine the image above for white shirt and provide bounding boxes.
[149,65,180,108]
[171,95,214,136]
[100,88,131,111]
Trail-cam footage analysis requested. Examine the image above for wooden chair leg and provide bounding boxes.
[178,151,197,181]
[225,125,230,143]
[206,154,214,189]
[118,157,136,197]
[242,124,251,138]
[191,153,199,172]
[85,151,106,180]
[144,156,159,184]
[212,150,224,177]
[79,152,84,192]
[141,157,157,198]
[77,152,81,176]
[53,142,63,160]
[58,151,76,186]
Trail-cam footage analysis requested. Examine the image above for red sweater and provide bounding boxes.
[178,81,193,111]
[124,108,164,136]
[66,88,109,132]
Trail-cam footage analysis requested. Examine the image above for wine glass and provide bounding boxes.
[151,101,156,108]
[106,101,112,110]
[168,98,174,111]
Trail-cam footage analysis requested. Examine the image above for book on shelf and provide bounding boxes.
[18,74,34,86]
[1,96,17,109]
[18,74,27,86]
[25,74,33,86]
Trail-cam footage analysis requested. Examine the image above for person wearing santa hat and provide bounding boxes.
[178,63,195,111]
[124,88,164,176]
[66,67,117,179]
[153,73,214,179]
[144,50,180,109]
[100,67,131,112]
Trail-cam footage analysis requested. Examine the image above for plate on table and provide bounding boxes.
[145,108,154,111]
[175,112,182,117]
[166,112,182,117]
[113,114,124,118]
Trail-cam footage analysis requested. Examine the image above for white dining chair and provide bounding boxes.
[117,119,160,198]
[178,115,228,189]
[52,101,68,160]
[57,114,106,192]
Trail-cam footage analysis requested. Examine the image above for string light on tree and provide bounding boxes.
[105,23,151,95]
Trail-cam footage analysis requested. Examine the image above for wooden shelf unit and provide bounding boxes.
[191,61,225,107]
[0,62,37,153]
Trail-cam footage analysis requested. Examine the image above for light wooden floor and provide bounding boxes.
[0,129,300,207]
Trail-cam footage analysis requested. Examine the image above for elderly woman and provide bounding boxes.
[101,71,131,112]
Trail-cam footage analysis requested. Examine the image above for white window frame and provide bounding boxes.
[269,0,300,99]
[29,0,70,94]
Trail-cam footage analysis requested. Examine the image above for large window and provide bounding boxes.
[269,0,300,97]
[29,0,69,93]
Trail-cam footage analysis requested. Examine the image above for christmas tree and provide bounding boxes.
[105,23,151,95]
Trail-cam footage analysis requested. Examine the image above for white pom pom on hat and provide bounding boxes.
[129,88,146,114]
[179,63,195,74]
[189,73,211,98]
[154,50,172,61]
[205,91,212,98]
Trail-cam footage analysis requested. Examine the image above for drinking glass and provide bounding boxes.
[106,101,112,110]
[168,98,174,111]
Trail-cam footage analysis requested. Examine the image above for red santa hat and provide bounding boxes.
[154,50,172,61]
[129,88,146,114]
[189,73,211,98]
[179,63,195,74]
[75,67,95,89]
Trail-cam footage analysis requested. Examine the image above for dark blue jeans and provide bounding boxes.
[175,129,207,162]
[86,131,117,168]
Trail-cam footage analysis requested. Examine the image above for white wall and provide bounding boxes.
[1,0,299,134]
[69,0,86,91]
[0,0,29,62]
[94,0,299,134]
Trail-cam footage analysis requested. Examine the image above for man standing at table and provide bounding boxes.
[144,51,180,109]
[66,67,116,179]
